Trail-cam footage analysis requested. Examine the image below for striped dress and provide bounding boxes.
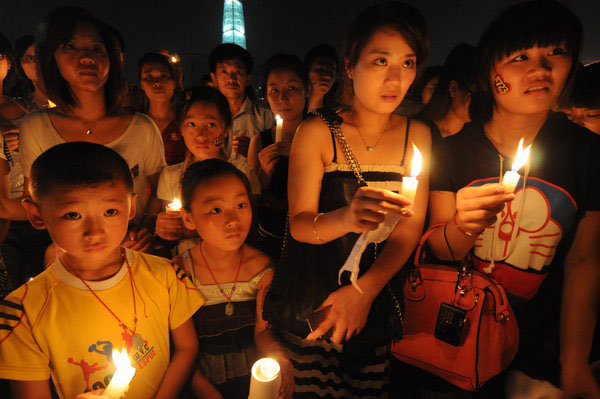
[180,250,270,399]
[267,163,405,399]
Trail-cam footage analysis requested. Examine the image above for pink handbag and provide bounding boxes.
[391,224,519,391]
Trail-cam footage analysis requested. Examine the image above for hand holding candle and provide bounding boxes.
[401,143,422,211]
[275,114,283,143]
[249,358,281,399]
[502,138,531,193]
[104,348,135,399]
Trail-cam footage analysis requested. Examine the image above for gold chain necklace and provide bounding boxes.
[197,244,244,316]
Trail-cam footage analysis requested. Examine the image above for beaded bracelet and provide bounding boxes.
[313,212,326,243]
[452,213,483,237]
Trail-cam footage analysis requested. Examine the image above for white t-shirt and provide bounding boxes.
[157,161,188,202]
[20,111,167,223]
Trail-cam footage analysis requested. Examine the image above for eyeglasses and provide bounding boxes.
[21,55,36,64]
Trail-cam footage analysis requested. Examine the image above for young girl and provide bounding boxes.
[155,85,229,245]
[263,3,430,398]
[425,1,599,397]
[15,6,165,253]
[173,159,293,399]
[138,52,186,165]
[247,53,309,261]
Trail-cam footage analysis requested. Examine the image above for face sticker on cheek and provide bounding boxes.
[493,74,511,95]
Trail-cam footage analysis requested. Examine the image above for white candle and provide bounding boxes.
[166,197,182,215]
[401,143,422,211]
[248,358,281,399]
[501,138,531,193]
[275,115,283,143]
[104,348,136,399]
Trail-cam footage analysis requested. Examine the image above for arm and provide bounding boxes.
[0,171,28,221]
[10,380,51,399]
[560,211,600,399]
[254,269,294,399]
[305,122,431,343]
[153,318,198,399]
[427,185,514,261]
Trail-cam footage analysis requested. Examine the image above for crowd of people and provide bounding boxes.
[0,0,598,398]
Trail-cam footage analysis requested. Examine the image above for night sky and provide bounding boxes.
[1,0,599,86]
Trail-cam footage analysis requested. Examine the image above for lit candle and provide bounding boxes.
[275,114,283,143]
[104,348,135,399]
[401,143,422,211]
[502,138,531,193]
[47,100,57,108]
[166,197,182,215]
[170,54,180,63]
[248,358,281,399]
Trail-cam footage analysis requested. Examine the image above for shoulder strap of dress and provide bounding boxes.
[400,118,411,168]
[308,108,339,163]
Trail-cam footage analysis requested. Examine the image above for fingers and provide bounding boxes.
[306,313,335,341]
[355,187,412,211]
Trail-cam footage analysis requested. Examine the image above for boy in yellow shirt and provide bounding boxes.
[0,142,205,398]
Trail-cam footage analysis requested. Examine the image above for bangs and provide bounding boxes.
[481,0,582,63]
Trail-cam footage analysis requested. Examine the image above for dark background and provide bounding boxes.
[1,0,599,86]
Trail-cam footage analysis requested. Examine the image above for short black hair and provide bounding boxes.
[0,31,16,84]
[178,85,232,128]
[472,0,582,122]
[341,2,428,104]
[181,159,252,212]
[10,35,36,99]
[264,53,309,90]
[208,43,253,75]
[30,142,133,202]
[35,6,124,114]
[424,43,477,121]
[305,43,339,70]
[559,62,600,109]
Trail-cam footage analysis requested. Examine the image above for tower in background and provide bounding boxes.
[222,0,246,49]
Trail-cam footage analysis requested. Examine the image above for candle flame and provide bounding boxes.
[275,114,282,123]
[112,348,134,371]
[169,197,182,210]
[252,358,280,382]
[511,138,531,172]
[47,100,57,108]
[170,54,180,63]
[410,143,422,177]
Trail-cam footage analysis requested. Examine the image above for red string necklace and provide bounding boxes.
[61,249,146,351]
[197,244,243,316]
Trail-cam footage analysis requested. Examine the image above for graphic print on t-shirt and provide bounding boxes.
[468,177,577,300]
[68,332,157,392]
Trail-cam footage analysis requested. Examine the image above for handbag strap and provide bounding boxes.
[413,223,445,265]
[310,109,367,185]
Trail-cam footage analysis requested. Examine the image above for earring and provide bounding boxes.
[493,74,510,94]
[212,136,224,147]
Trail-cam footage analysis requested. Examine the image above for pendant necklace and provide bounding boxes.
[76,115,103,136]
[199,244,244,316]
[62,250,146,351]
[351,111,389,152]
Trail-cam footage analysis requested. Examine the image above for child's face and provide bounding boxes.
[562,107,600,134]
[140,62,175,103]
[491,45,572,116]
[181,174,251,251]
[181,102,227,160]
[347,28,417,114]
[266,68,307,122]
[211,59,250,101]
[23,181,135,266]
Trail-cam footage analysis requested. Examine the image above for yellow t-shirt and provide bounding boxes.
[0,248,204,399]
